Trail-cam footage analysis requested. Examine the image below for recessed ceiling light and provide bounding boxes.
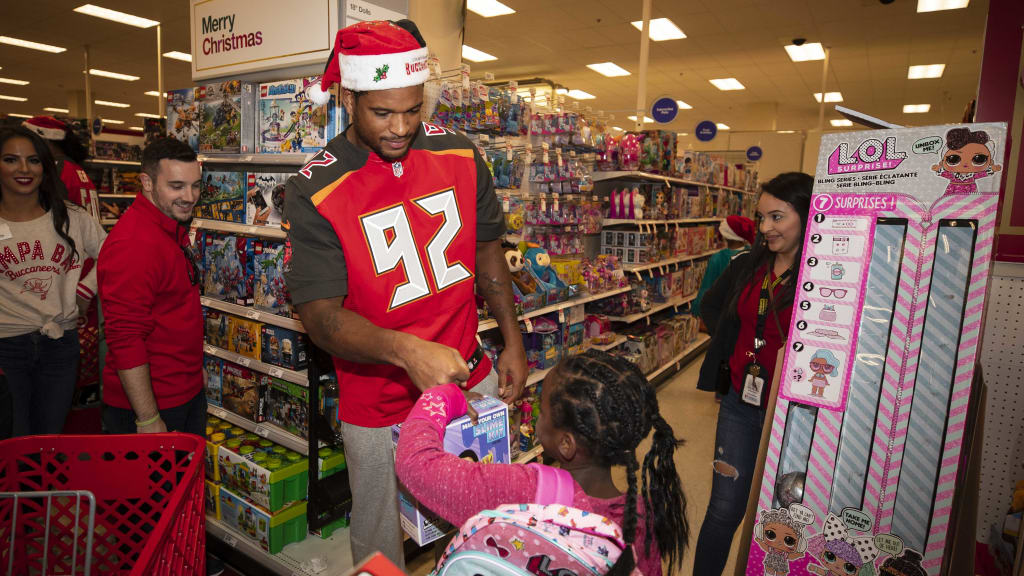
[587,62,631,77]
[716,123,730,130]
[101,118,124,124]
[0,36,66,53]
[135,112,163,118]
[831,119,854,127]
[94,99,130,108]
[43,107,69,113]
[627,115,655,123]
[917,0,969,12]
[466,0,515,17]
[677,132,689,136]
[162,51,192,62]
[0,95,28,102]
[144,91,168,97]
[777,130,797,134]
[611,126,623,131]
[814,92,844,103]
[0,77,29,86]
[908,64,945,79]
[7,113,32,118]
[73,4,158,28]
[130,126,144,131]
[784,42,826,62]
[565,89,595,100]
[462,45,497,62]
[903,104,931,113]
[630,18,686,41]
[710,78,744,91]
[89,69,140,81]
[676,100,692,109]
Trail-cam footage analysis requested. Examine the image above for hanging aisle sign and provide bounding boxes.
[746,146,763,161]
[695,120,717,142]
[651,97,678,124]
[190,0,340,81]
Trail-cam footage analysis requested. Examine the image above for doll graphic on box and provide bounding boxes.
[808,349,840,398]
[931,127,1001,195]
[806,515,879,576]
[754,508,808,575]
[877,550,926,576]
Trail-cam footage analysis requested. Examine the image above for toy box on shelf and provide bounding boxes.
[167,87,200,151]
[205,355,223,406]
[219,486,308,554]
[744,123,1005,576]
[94,141,142,162]
[523,314,562,372]
[206,416,255,481]
[258,77,342,154]
[221,361,266,421]
[246,173,289,227]
[198,80,257,154]
[260,324,307,371]
[205,308,230,349]
[228,315,262,360]
[205,479,221,520]
[98,195,134,222]
[253,239,295,318]
[196,169,246,223]
[391,396,511,546]
[217,440,308,512]
[203,233,255,305]
[263,378,308,439]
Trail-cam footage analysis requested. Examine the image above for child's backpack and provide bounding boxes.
[432,464,640,576]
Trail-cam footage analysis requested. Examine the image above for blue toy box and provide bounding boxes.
[203,233,255,306]
[166,87,199,151]
[195,169,246,223]
[260,324,308,371]
[246,172,290,227]
[253,240,294,318]
[258,77,341,154]
[204,354,223,406]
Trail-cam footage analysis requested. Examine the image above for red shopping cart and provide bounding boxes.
[0,433,205,575]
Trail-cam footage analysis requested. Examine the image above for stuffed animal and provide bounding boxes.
[505,244,538,295]
[524,246,565,289]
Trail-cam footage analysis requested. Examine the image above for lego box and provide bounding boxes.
[246,172,289,227]
[219,486,307,554]
[166,87,199,151]
[204,308,230,349]
[258,77,341,154]
[203,233,254,305]
[195,170,245,223]
[260,324,307,371]
[228,315,262,360]
[221,361,265,422]
[217,441,308,512]
[391,396,510,545]
[204,355,223,406]
[263,377,309,439]
[197,80,256,154]
[253,240,294,318]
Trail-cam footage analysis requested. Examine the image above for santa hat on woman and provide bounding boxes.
[306,19,429,105]
[22,116,69,141]
[719,215,755,245]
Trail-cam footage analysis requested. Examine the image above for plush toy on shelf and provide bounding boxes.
[505,242,539,298]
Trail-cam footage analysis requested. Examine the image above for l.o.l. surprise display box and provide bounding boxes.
[745,123,1005,576]
[391,396,511,545]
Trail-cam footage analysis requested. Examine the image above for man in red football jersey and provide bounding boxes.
[284,20,527,566]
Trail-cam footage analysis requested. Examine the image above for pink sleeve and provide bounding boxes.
[396,384,538,527]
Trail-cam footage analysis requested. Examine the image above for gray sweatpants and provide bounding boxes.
[342,370,500,567]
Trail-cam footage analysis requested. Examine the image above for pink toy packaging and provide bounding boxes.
[746,123,1005,576]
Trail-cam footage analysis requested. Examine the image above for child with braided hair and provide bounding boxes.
[395,349,690,575]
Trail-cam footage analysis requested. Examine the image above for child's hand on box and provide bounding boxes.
[406,383,468,439]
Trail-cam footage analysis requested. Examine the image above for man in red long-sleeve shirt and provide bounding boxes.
[98,138,205,435]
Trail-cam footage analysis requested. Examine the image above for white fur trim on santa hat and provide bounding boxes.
[306,82,333,106]
[23,122,66,141]
[341,46,429,92]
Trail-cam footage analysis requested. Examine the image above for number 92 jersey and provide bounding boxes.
[283,122,505,427]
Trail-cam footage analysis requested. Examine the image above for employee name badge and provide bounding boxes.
[0,223,11,241]
[741,362,765,406]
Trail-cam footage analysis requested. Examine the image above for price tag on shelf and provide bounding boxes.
[558,309,565,323]
[255,424,271,438]
[204,344,216,354]
[237,357,251,367]
[244,309,260,320]
[556,151,563,168]
[524,318,534,333]
[502,193,510,212]
[552,193,559,212]
[269,367,284,378]
[212,408,227,419]
[222,533,238,548]
[539,195,547,213]
[246,226,260,236]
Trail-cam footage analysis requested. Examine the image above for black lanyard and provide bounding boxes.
[754,267,791,352]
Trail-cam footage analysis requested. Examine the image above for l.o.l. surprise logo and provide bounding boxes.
[827,137,906,175]
[813,194,834,212]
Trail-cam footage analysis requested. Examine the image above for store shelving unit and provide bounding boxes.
[592,170,754,194]
[204,343,308,386]
[477,286,631,332]
[621,250,719,276]
[201,297,305,332]
[606,292,697,324]
[646,334,711,382]
[208,404,311,455]
[98,193,136,199]
[86,158,141,167]
[589,334,627,352]
[514,445,544,465]
[193,218,286,239]
[207,517,353,576]
[198,153,313,166]
[100,219,118,226]
[602,217,723,227]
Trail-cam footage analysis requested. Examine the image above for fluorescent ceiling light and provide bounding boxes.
[73,4,158,28]
[130,126,144,131]
[7,113,32,118]
[89,69,140,81]
[777,130,796,134]
[135,112,163,118]
[784,42,826,62]
[917,0,969,12]
[710,78,744,91]
[0,95,28,102]
[587,62,630,77]
[677,132,689,136]
[814,92,844,103]
[0,36,66,53]
[101,118,124,124]
[565,89,595,100]
[716,123,730,130]
[95,99,130,108]
[831,119,853,127]
[903,104,931,113]
[675,100,692,109]
[908,64,945,79]
[466,0,515,17]
[462,45,497,62]
[627,115,654,123]
[162,51,192,62]
[44,107,69,113]
[144,91,168,97]
[0,77,29,86]
[630,18,686,41]
[611,126,623,131]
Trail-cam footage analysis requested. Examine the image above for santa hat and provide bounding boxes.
[22,116,69,141]
[306,19,429,105]
[720,215,755,245]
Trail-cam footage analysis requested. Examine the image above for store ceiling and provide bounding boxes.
[0,0,990,134]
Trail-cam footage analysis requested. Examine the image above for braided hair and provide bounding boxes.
[549,349,690,573]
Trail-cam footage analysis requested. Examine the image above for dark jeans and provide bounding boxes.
[693,389,766,575]
[0,329,80,436]
[102,389,207,436]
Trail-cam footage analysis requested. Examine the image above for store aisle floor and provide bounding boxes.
[407,352,743,576]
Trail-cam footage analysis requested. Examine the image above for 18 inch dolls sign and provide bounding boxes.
[747,123,1005,576]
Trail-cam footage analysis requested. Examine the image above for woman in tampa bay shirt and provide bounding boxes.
[0,127,105,437]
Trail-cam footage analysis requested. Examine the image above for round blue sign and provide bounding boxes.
[651,97,678,124]
[746,146,763,162]
[695,121,717,142]
[92,117,103,135]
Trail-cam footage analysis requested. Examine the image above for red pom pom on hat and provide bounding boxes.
[22,116,69,141]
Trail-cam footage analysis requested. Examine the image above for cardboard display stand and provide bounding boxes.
[740,123,1006,576]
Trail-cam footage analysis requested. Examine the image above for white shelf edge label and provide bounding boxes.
[269,367,284,378]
